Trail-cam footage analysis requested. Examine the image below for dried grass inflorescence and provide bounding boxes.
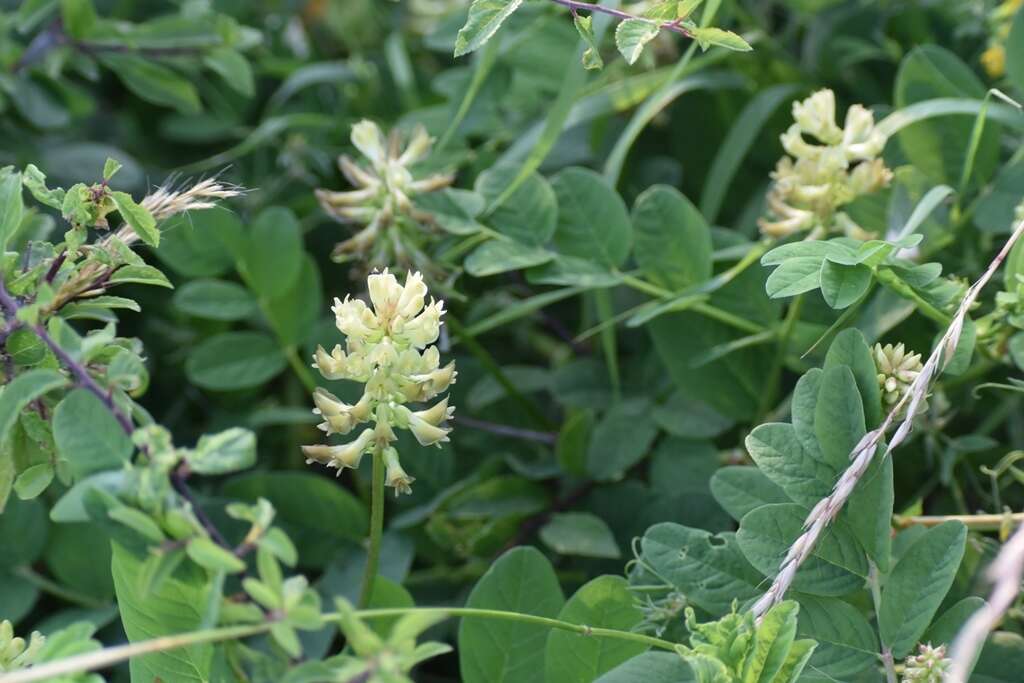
[316,120,453,274]
[759,89,892,240]
[301,269,456,495]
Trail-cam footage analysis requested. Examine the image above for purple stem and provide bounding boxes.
[547,0,694,36]
[456,415,558,445]
[0,277,234,552]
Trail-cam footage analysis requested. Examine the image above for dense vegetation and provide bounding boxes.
[3,0,1024,681]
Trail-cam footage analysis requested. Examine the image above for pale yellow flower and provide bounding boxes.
[301,269,456,495]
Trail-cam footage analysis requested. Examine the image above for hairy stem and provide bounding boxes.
[358,445,386,608]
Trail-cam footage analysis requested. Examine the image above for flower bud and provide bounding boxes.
[901,643,949,683]
[791,89,842,144]
[873,342,924,408]
[350,120,387,170]
[383,447,414,496]
[301,428,375,473]
[317,121,453,271]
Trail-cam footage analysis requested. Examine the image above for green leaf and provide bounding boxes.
[819,260,871,309]
[765,257,822,298]
[476,166,558,246]
[464,240,553,277]
[222,472,368,568]
[586,399,659,481]
[0,167,24,250]
[924,596,986,645]
[894,45,999,186]
[110,191,159,247]
[823,329,883,428]
[21,164,64,210]
[459,547,565,683]
[185,331,287,391]
[973,632,1024,682]
[544,576,645,683]
[737,503,868,596]
[551,167,633,267]
[813,366,865,472]
[539,512,621,559]
[632,185,712,290]
[203,47,254,97]
[710,466,789,522]
[615,19,660,65]
[574,15,604,70]
[761,240,855,266]
[1009,9,1024,97]
[188,427,256,476]
[99,54,202,114]
[742,600,800,682]
[0,570,37,625]
[187,537,246,574]
[0,369,67,447]
[878,520,967,658]
[690,26,752,52]
[701,84,800,222]
[745,423,836,508]
[454,0,525,57]
[241,206,304,299]
[596,652,695,683]
[0,497,48,568]
[111,543,217,682]
[638,523,763,614]
[43,522,114,600]
[263,254,322,346]
[173,279,256,321]
[52,389,133,479]
[156,208,239,278]
[60,0,97,38]
[102,157,122,181]
[794,594,877,681]
[107,264,172,288]
[14,463,53,500]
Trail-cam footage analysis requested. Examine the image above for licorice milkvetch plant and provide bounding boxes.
[8,0,1024,682]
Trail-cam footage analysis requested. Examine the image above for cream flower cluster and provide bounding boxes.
[301,269,456,495]
[315,120,453,270]
[900,643,949,683]
[759,89,892,240]
[874,342,924,409]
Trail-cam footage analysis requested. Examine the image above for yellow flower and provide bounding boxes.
[301,269,455,495]
[315,121,453,272]
[759,89,892,240]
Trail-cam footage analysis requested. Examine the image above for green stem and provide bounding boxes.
[284,346,317,393]
[869,563,898,683]
[3,606,681,683]
[593,290,621,399]
[616,272,767,335]
[357,607,679,651]
[14,566,109,610]
[358,445,386,608]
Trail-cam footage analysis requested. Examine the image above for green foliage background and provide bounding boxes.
[3,0,1024,681]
